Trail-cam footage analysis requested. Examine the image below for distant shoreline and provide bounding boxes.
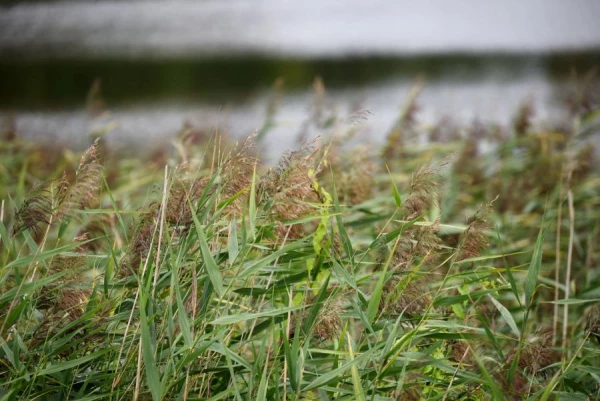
[1,52,599,109]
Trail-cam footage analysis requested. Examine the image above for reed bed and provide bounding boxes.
[0,77,599,400]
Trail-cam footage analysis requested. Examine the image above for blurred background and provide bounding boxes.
[1,0,599,155]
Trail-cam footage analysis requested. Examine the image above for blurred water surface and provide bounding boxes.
[1,0,599,155]
[2,0,600,57]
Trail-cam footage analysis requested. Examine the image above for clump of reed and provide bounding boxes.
[259,140,323,240]
[1,74,599,400]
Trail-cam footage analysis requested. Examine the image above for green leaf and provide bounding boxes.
[191,209,224,298]
[173,267,193,348]
[386,166,402,208]
[35,349,108,376]
[227,218,239,264]
[256,350,270,401]
[102,173,129,241]
[347,333,366,401]
[302,274,331,335]
[303,346,377,391]
[525,220,546,310]
[238,240,307,279]
[371,216,420,248]
[140,291,161,401]
[208,343,252,372]
[332,182,354,260]
[211,305,303,325]
[487,295,520,338]
[5,239,94,270]
[249,164,258,241]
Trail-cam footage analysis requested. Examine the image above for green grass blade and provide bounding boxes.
[227,218,239,264]
[191,207,224,298]
[386,165,402,208]
[303,346,377,391]
[525,218,546,311]
[173,267,193,348]
[212,305,303,325]
[35,349,108,376]
[332,182,354,260]
[487,294,520,338]
[302,273,330,335]
[140,290,162,401]
[249,164,257,241]
[346,333,366,401]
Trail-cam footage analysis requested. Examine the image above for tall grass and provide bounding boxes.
[0,77,599,400]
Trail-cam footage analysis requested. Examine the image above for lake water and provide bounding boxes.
[1,0,599,157]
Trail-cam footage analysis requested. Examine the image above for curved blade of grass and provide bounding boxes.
[256,349,270,401]
[525,218,546,311]
[346,333,366,401]
[190,204,224,298]
[385,165,402,208]
[35,349,108,376]
[140,290,161,401]
[238,240,307,279]
[249,164,257,241]
[303,346,377,392]
[211,305,303,325]
[366,237,399,324]
[227,218,239,264]
[332,182,354,260]
[302,273,330,335]
[5,239,94,270]
[173,266,193,348]
[487,295,520,338]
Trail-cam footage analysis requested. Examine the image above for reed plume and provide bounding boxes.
[260,141,322,240]
[403,161,446,220]
[123,203,160,275]
[11,181,53,236]
[289,294,342,341]
[56,138,103,220]
[455,197,497,262]
[586,305,600,344]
